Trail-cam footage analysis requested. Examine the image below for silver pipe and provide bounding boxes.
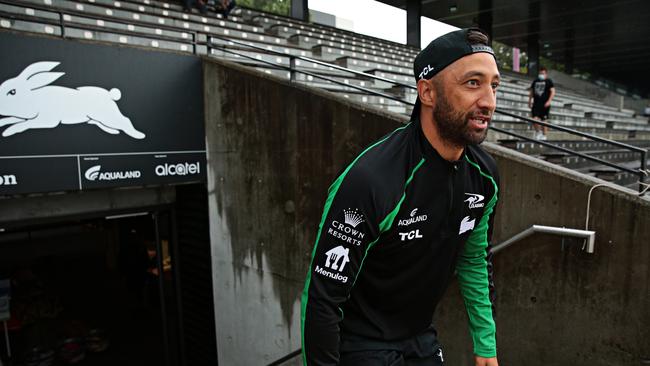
[491,225,596,254]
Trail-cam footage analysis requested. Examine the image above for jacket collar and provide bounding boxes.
[410,117,466,167]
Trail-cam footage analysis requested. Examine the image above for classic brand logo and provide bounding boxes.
[464,193,485,209]
[314,245,350,283]
[84,165,141,181]
[324,246,350,272]
[459,216,476,234]
[0,61,145,139]
[398,207,428,227]
[343,208,364,227]
[399,229,423,241]
[418,64,435,79]
[0,174,17,186]
[155,162,201,176]
[328,209,366,246]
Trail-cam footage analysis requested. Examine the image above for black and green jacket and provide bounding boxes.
[301,117,499,365]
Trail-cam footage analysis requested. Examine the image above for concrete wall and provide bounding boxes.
[203,58,399,365]
[203,58,650,365]
[436,146,650,366]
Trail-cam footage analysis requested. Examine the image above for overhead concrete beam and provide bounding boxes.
[407,0,421,48]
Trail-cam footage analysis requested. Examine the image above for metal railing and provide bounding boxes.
[0,0,200,52]
[205,35,648,194]
[2,0,647,195]
[267,349,301,366]
[491,225,596,254]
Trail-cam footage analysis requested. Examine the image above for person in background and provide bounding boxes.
[528,66,555,140]
[217,0,236,19]
[183,0,207,14]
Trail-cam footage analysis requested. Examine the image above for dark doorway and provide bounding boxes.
[0,211,178,366]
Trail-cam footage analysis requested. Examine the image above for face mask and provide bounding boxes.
[538,74,546,80]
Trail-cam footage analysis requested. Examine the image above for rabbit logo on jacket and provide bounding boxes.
[0,61,145,139]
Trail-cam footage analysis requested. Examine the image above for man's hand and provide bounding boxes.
[528,100,533,109]
[544,100,551,108]
[474,356,499,366]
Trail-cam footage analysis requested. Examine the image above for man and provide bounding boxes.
[218,0,236,19]
[528,66,555,140]
[301,28,500,366]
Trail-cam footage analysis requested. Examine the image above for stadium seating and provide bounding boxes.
[0,0,647,191]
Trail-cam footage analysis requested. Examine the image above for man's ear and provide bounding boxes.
[417,78,436,108]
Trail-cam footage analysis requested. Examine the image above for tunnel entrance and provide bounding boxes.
[0,184,216,366]
[0,211,178,366]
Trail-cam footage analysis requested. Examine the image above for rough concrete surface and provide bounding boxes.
[204,57,649,366]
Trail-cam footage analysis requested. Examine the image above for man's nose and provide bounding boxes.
[477,86,497,111]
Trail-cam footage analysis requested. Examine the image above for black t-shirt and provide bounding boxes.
[530,78,554,106]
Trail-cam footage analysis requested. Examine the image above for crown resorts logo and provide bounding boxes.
[327,208,366,246]
[343,208,364,228]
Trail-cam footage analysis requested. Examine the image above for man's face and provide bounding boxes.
[431,52,500,148]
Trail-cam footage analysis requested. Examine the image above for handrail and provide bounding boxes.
[267,349,301,366]
[490,225,596,254]
[494,109,647,153]
[208,33,416,89]
[490,126,643,175]
[207,35,647,193]
[1,0,197,37]
[0,2,199,50]
[209,43,411,104]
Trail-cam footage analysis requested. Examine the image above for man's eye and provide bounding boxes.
[467,80,479,86]
[491,83,500,89]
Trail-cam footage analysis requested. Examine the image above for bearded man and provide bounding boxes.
[301,28,501,366]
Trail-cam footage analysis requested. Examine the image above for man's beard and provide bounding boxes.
[432,92,490,148]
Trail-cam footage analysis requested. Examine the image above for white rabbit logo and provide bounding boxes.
[0,61,145,139]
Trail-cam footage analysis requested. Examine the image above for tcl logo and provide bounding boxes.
[399,229,423,241]
[155,162,200,176]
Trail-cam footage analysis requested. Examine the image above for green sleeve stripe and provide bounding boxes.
[459,155,498,357]
[350,158,426,288]
[301,123,410,366]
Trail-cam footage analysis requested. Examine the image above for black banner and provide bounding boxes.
[79,152,206,189]
[0,32,206,195]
